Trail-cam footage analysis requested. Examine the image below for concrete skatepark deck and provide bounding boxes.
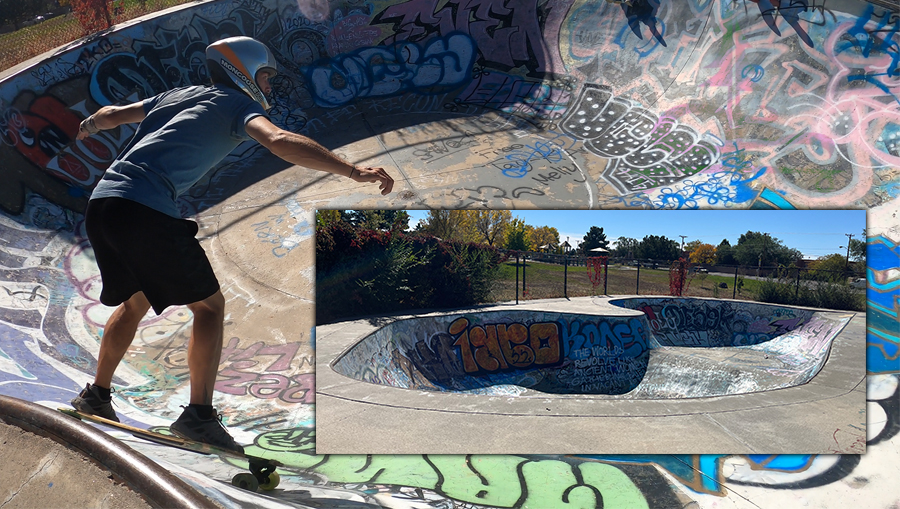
[315,297,864,454]
[0,0,898,507]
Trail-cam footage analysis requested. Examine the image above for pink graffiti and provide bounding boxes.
[216,337,313,404]
[328,14,382,55]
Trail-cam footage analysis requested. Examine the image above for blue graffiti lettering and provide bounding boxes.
[305,33,476,108]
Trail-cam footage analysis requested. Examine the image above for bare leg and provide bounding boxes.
[94,291,151,388]
[186,290,226,405]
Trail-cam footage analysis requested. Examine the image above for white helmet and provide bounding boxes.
[206,36,278,110]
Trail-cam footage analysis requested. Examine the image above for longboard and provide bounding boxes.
[58,407,281,491]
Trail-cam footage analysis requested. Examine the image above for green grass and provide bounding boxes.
[0,15,83,71]
[1,1,195,72]
[489,261,862,311]
[490,262,764,302]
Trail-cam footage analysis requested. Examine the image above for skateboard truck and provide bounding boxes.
[235,458,280,492]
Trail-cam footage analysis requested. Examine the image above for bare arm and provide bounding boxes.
[76,102,146,140]
[246,116,394,195]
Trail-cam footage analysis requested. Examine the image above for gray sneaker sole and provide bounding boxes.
[169,425,244,454]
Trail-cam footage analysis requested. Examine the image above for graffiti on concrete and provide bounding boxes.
[0,86,135,214]
[610,298,815,346]
[373,0,571,77]
[332,311,651,395]
[304,33,477,108]
[839,6,900,101]
[866,234,900,374]
[449,317,562,373]
[752,0,816,48]
[562,83,721,194]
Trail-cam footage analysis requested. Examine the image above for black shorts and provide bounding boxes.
[84,197,220,315]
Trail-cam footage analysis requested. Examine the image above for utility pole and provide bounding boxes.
[844,233,853,277]
[679,235,687,258]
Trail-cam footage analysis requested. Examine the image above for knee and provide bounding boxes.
[188,290,225,320]
[122,292,151,319]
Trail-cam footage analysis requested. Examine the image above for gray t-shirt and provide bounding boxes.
[90,85,267,218]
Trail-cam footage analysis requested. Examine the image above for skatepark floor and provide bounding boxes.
[0,421,152,509]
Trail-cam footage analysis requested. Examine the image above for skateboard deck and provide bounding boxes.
[58,407,281,491]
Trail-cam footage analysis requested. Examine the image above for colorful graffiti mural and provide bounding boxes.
[0,0,897,507]
[332,310,651,394]
[609,298,818,346]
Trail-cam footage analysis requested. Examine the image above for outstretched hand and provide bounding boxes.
[351,166,394,195]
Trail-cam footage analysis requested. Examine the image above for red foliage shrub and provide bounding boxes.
[70,0,111,35]
[669,257,694,296]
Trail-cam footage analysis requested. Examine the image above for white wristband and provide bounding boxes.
[80,116,100,135]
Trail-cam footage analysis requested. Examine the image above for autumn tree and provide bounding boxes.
[473,210,511,246]
[689,243,717,265]
[683,240,703,257]
[419,210,478,242]
[529,225,560,251]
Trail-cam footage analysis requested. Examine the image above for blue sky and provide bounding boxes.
[405,210,867,259]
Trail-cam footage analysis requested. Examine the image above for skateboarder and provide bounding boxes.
[70,36,393,452]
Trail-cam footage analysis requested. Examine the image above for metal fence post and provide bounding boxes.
[522,253,526,299]
[564,256,568,299]
[795,267,801,300]
[733,266,738,299]
[636,262,640,295]
[515,253,519,305]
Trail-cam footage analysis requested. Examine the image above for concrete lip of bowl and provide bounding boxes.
[315,296,865,455]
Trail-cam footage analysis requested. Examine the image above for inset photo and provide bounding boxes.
[315,209,866,455]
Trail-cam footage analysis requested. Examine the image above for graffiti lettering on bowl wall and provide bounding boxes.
[385,314,652,394]
[613,298,818,346]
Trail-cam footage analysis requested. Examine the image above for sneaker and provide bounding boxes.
[71,383,119,422]
[170,406,244,454]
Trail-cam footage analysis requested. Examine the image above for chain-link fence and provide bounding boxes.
[491,252,865,311]
[1,1,194,72]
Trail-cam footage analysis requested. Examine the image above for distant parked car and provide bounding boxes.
[850,277,866,289]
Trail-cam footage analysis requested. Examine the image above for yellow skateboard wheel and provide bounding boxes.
[232,472,259,491]
[259,471,280,491]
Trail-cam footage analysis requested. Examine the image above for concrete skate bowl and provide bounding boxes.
[330,298,853,399]
[608,298,854,397]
